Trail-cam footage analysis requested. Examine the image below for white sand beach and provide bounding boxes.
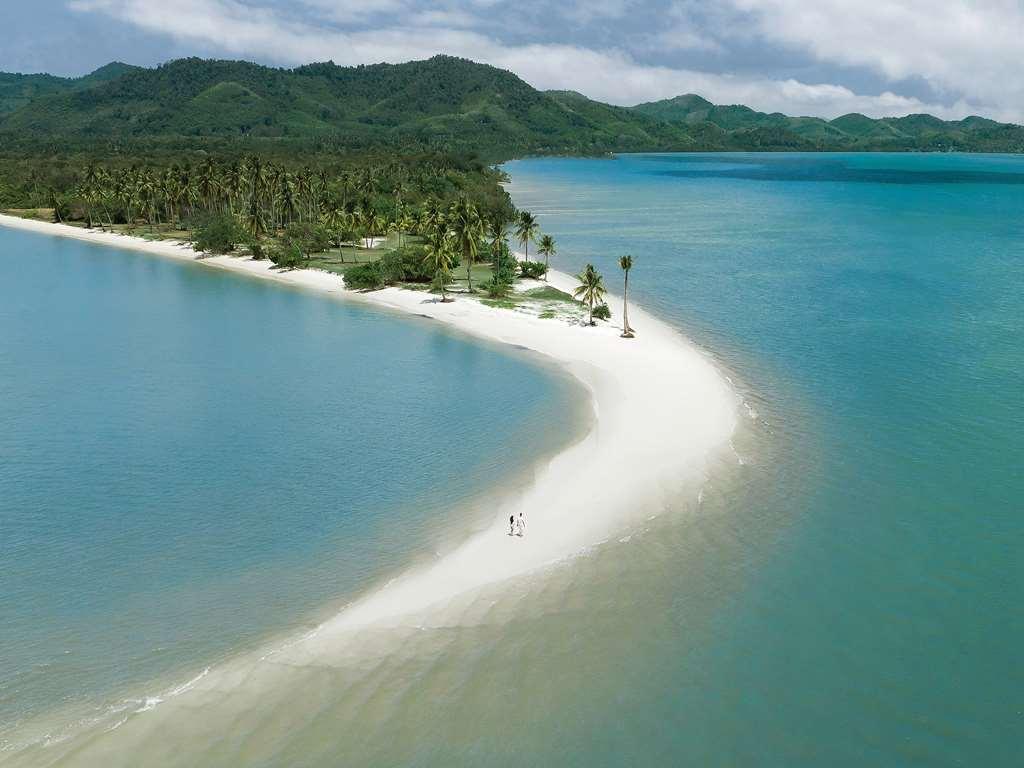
[0,214,740,761]
[0,208,737,618]
[0,213,738,631]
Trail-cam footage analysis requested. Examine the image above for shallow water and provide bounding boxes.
[4,151,1023,766]
[503,152,1024,765]
[0,229,584,750]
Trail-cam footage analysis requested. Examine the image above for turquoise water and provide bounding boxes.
[503,153,1023,765]
[3,152,1023,767]
[0,228,583,745]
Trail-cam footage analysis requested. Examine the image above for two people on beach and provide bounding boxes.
[509,512,526,537]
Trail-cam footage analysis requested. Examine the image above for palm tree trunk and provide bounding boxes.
[466,249,473,293]
[622,270,634,337]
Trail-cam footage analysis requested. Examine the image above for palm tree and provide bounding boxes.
[449,196,483,292]
[514,210,538,260]
[537,234,556,281]
[370,212,387,248]
[619,255,635,338]
[321,209,348,262]
[573,264,607,326]
[423,232,455,302]
[488,216,508,279]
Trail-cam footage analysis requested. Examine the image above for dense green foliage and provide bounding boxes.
[192,212,246,254]
[632,93,1024,152]
[4,55,1018,156]
[0,62,139,116]
[0,56,699,157]
[341,260,387,289]
[519,260,548,279]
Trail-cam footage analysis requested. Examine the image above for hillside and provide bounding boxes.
[0,56,700,157]
[2,57,1023,156]
[633,93,1024,152]
[0,62,139,116]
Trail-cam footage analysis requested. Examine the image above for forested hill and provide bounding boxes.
[2,56,1023,156]
[632,93,1024,153]
[0,56,691,157]
[0,62,140,116]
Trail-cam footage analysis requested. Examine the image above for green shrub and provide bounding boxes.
[269,240,304,269]
[285,222,331,254]
[344,261,386,290]
[592,302,612,320]
[483,279,512,298]
[193,213,245,254]
[247,241,266,260]
[519,260,548,279]
[380,245,432,282]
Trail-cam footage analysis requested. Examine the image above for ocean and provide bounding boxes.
[3,151,1022,766]
[0,228,584,755]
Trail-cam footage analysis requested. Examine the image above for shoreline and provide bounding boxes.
[0,213,739,627]
[0,213,739,754]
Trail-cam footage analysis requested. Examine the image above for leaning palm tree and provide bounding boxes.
[514,210,538,259]
[537,234,556,281]
[573,263,607,326]
[619,255,635,338]
[424,232,456,302]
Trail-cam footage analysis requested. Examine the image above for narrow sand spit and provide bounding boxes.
[0,214,737,631]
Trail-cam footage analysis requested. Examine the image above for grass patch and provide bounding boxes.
[482,298,520,310]
[523,285,576,303]
[539,309,556,319]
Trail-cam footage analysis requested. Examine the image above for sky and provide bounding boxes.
[5,0,1023,123]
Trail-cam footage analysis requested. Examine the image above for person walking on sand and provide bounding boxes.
[516,512,526,537]
[509,515,515,536]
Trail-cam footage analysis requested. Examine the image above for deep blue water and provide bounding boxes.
[505,153,1024,766]
[0,228,582,737]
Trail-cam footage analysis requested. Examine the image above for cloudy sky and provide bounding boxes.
[5,0,1022,122]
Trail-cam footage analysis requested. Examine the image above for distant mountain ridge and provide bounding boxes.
[1,56,1021,156]
[0,62,140,116]
[632,93,1014,149]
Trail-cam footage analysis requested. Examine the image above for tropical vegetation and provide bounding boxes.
[619,255,635,338]
[3,56,1022,157]
[574,264,608,325]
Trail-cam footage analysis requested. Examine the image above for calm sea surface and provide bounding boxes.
[0,229,583,746]
[2,151,1023,767]
[502,152,1023,766]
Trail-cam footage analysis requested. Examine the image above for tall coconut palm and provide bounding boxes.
[514,210,538,260]
[196,159,219,211]
[537,234,556,281]
[370,212,387,248]
[488,216,508,279]
[619,255,635,338]
[423,232,456,302]
[449,196,483,292]
[573,263,607,326]
[322,208,348,263]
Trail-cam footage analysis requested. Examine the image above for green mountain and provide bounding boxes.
[2,57,1022,156]
[634,93,1024,152]
[0,62,139,116]
[0,56,702,156]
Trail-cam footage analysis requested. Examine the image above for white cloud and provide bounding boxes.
[728,0,1024,120]
[68,0,1011,120]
